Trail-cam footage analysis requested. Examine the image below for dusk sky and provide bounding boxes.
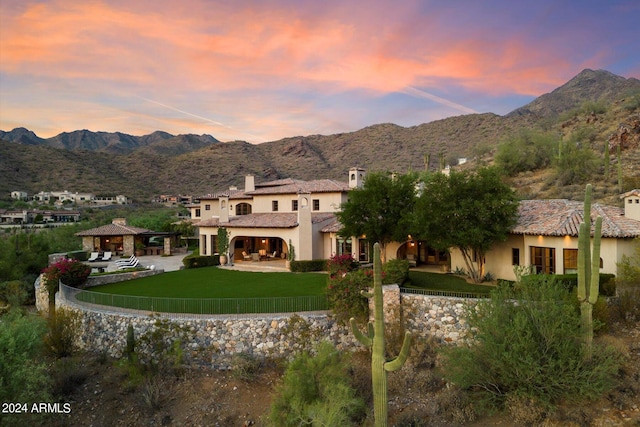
[1,1,639,144]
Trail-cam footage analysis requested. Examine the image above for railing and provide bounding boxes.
[59,284,328,316]
[400,287,489,299]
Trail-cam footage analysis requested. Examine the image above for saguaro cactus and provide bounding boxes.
[350,243,412,427]
[577,184,602,360]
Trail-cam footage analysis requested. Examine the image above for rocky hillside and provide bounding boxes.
[1,69,639,202]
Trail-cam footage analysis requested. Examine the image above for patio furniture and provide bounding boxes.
[115,255,136,265]
[259,249,267,261]
[406,254,417,267]
[267,251,277,261]
[242,251,252,261]
[251,252,260,262]
[101,251,112,261]
[90,262,109,273]
[118,258,140,270]
[87,252,100,262]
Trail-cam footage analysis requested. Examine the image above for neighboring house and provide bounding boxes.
[0,209,80,224]
[450,191,640,281]
[10,191,28,201]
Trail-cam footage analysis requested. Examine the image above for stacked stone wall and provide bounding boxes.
[52,282,482,368]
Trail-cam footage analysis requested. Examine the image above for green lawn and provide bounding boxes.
[76,267,329,314]
[406,271,494,295]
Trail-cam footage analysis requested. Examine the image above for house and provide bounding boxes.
[194,168,376,262]
[10,191,28,201]
[450,191,640,281]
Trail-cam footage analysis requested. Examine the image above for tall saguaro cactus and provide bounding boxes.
[578,184,602,361]
[350,243,412,427]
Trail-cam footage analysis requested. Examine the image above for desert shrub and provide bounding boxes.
[326,268,371,325]
[290,259,327,272]
[553,273,616,296]
[434,386,477,424]
[0,280,29,308]
[617,240,640,286]
[140,377,162,412]
[0,311,51,403]
[504,394,546,426]
[137,316,190,373]
[44,308,81,358]
[268,342,366,427]
[440,275,622,410]
[383,258,409,285]
[495,130,557,176]
[52,357,89,397]
[612,286,640,323]
[182,254,219,268]
[553,139,600,185]
[231,353,263,382]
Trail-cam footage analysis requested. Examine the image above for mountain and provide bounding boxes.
[1,69,639,202]
[508,69,640,118]
[0,128,219,155]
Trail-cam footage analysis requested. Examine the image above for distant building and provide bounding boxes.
[10,191,28,201]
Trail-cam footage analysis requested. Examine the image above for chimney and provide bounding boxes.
[245,175,255,192]
[219,195,229,223]
[621,189,640,221]
[348,167,366,189]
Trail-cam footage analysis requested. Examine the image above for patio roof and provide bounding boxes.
[75,223,151,236]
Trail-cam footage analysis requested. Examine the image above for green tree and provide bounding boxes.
[337,171,417,263]
[414,167,519,283]
[553,139,600,185]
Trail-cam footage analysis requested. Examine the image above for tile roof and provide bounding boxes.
[75,223,151,236]
[512,199,640,238]
[247,179,349,195]
[620,189,640,198]
[198,212,336,229]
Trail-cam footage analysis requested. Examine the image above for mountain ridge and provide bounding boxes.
[1,69,639,202]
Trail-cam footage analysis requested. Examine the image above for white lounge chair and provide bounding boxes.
[101,251,112,261]
[117,258,140,270]
[87,252,100,262]
[115,255,136,265]
[267,251,277,261]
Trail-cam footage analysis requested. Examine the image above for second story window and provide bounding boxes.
[292,200,298,211]
[272,200,278,212]
[195,208,201,218]
[205,204,211,211]
[313,199,320,211]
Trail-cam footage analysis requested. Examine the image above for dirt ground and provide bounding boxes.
[8,322,640,427]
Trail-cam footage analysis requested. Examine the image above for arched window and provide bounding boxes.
[235,203,252,216]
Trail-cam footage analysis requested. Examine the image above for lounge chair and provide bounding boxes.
[242,251,252,261]
[117,258,140,270]
[101,251,112,261]
[87,252,100,262]
[267,251,277,261]
[115,255,136,265]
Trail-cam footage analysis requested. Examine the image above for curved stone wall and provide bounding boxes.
[49,281,481,368]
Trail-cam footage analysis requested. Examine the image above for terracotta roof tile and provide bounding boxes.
[75,223,151,236]
[512,199,640,238]
[198,212,337,229]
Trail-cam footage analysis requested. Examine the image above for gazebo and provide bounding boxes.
[75,218,177,256]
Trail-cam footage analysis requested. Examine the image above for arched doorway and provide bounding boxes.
[396,240,449,267]
[231,236,287,261]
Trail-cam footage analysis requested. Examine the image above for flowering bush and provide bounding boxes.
[327,254,358,277]
[327,268,371,325]
[42,258,91,290]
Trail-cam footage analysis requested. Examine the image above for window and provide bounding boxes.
[195,208,201,218]
[313,199,320,211]
[236,203,252,216]
[359,239,369,262]
[337,238,352,256]
[272,200,278,212]
[512,248,520,265]
[563,249,578,274]
[531,246,555,274]
[292,200,298,211]
[205,204,211,211]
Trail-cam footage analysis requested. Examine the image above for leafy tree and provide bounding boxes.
[337,171,417,263]
[495,130,558,176]
[414,167,519,283]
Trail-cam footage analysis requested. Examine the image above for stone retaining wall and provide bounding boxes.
[50,281,481,368]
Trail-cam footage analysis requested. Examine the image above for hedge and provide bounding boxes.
[540,274,616,297]
[182,254,220,269]
[290,259,328,272]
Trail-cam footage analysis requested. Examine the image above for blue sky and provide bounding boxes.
[1,0,638,143]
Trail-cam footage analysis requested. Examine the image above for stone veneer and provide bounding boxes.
[44,278,482,368]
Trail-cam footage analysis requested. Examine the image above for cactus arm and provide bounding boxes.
[384,331,412,372]
[350,317,373,347]
[588,217,602,305]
